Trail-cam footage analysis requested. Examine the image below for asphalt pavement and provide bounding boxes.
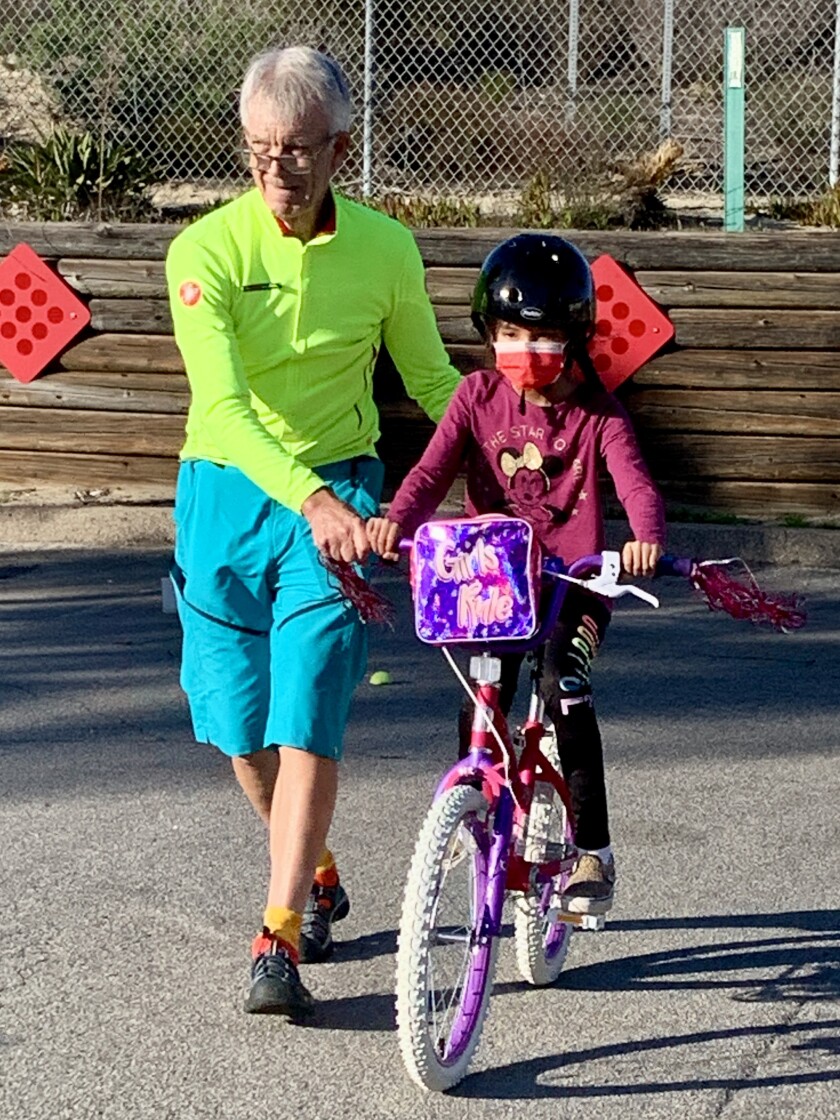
[0,548,838,1119]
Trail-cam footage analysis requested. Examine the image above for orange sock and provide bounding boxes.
[315,848,339,887]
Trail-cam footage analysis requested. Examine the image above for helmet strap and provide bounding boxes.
[570,341,602,398]
[562,347,575,379]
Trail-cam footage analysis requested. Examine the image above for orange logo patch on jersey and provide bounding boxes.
[179,281,202,307]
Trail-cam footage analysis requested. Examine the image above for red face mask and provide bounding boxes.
[493,340,569,391]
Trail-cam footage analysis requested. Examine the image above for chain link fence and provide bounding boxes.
[0,0,838,212]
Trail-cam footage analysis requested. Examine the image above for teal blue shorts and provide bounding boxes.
[172,456,383,760]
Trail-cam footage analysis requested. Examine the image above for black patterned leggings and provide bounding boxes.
[458,586,612,850]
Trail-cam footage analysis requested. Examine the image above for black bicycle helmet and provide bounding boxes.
[471,234,596,343]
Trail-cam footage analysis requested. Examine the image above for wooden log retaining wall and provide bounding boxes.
[0,223,838,519]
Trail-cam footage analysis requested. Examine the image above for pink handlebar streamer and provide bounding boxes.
[686,558,806,633]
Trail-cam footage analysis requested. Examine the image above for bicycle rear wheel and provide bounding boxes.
[396,784,499,1092]
[514,727,575,986]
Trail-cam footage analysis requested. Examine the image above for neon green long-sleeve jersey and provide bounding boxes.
[166,188,461,512]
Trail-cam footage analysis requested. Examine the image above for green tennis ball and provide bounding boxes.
[369,670,392,686]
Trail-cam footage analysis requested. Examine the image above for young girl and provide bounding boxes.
[367,234,666,914]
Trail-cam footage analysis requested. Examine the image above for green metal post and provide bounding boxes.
[724,27,746,232]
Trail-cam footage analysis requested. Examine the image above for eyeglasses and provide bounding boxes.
[240,135,337,175]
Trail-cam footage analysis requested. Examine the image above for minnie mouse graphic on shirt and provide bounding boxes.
[497,441,570,528]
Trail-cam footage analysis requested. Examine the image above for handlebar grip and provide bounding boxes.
[655,553,695,578]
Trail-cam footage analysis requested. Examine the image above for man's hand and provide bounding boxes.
[301,487,369,564]
[367,516,403,562]
[621,540,664,578]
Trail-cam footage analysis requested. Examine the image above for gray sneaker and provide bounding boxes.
[300,880,350,963]
[245,933,315,1018]
[561,853,616,915]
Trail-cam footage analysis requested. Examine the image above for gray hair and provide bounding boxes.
[239,47,353,133]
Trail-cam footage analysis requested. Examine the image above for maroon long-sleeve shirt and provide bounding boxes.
[388,369,666,560]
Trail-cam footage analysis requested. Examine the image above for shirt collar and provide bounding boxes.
[274,190,337,237]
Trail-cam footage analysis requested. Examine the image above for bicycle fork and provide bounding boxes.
[478,787,515,945]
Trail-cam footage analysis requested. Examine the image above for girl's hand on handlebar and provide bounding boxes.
[622,540,664,578]
[366,516,403,562]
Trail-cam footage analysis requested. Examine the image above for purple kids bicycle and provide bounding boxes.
[392,516,664,1092]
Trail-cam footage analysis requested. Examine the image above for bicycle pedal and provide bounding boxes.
[546,908,606,931]
[576,913,606,931]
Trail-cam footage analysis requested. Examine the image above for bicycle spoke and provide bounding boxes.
[423,817,484,1054]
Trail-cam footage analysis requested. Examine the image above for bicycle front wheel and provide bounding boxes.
[396,784,499,1092]
[514,726,575,986]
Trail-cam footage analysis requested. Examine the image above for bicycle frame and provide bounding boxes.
[432,649,586,945]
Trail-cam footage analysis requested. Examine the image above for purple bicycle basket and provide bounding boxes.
[409,516,542,645]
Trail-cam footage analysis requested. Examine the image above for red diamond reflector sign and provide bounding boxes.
[0,242,90,383]
[589,254,674,392]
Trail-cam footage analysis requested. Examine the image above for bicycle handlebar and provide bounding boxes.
[545,552,694,580]
[394,539,698,652]
[391,536,803,635]
[399,539,693,580]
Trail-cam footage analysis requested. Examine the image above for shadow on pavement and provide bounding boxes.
[327,909,840,1063]
[461,907,840,1098]
[310,991,396,1032]
[336,928,398,962]
[455,1019,840,1100]
[553,908,840,1004]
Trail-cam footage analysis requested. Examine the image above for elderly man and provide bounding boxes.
[166,47,460,1018]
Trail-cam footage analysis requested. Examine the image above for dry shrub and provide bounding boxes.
[613,137,684,227]
[517,137,684,230]
[805,184,840,227]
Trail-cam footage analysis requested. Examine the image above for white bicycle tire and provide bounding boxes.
[395,784,499,1092]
